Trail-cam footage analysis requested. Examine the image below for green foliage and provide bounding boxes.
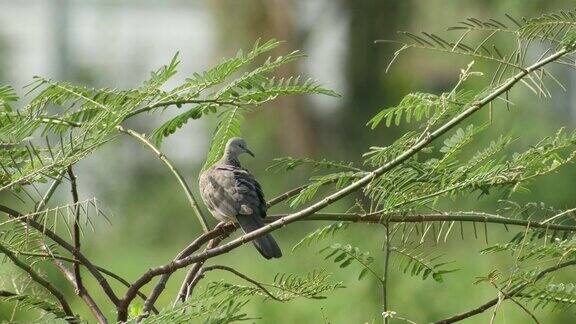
[202,107,245,170]
[268,157,361,173]
[390,244,458,283]
[0,38,335,198]
[519,9,576,42]
[134,297,249,324]
[2,8,576,323]
[208,270,344,301]
[367,93,441,128]
[146,39,338,169]
[320,243,377,281]
[0,84,17,110]
[270,270,344,300]
[521,282,576,311]
[0,291,67,319]
[292,222,349,251]
[481,234,576,263]
[288,171,362,208]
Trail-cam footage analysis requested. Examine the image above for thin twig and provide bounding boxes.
[491,283,540,324]
[266,179,339,209]
[382,220,391,324]
[0,242,76,322]
[139,223,235,318]
[49,252,107,324]
[32,172,108,322]
[117,126,210,232]
[34,170,66,213]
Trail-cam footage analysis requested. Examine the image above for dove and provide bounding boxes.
[199,137,282,259]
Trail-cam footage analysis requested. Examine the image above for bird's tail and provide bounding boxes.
[236,215,282,259]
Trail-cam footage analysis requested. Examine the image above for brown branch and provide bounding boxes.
[0,242,77,322]
[49,254,107,323]
[66,166,83,294]
[434,260,576,323]
[138,223,235,319]
[179,266,205,304]
[116,48,569,322]
[32,172,108,322]
[492,284,540,324]
[0,204,120,306]
[176,238,223,303]
[121,206,575,318]
[15,249,156,314]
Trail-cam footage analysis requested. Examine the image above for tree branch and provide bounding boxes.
[433,259,576,323]
[49,253,107,324]
[138,223,235,319]
[491,284,540,324]
[31,172,111,322]
[12,249,155,313]
[117,126,210,232]
[66,166,83,295]
[175,238,222,303]
[0,242,76,322]
[0,204,120,306]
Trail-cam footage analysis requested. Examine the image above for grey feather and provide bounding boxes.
[199,137,282,259]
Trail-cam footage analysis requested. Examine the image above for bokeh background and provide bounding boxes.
[1,0,576,323]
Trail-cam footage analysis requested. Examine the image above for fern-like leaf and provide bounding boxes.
[391,244,458,282]
[292,222,349,251]
[320,243,378,281]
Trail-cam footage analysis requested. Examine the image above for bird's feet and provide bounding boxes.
[214,221,237,233]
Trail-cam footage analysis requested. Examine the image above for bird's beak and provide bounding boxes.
[245,147,255,157]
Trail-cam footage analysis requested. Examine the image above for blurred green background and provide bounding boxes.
[1,0,576,323]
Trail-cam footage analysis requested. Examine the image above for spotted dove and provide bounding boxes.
[199,137,282,259]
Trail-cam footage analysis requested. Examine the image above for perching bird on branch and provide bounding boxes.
[199,137,282,259]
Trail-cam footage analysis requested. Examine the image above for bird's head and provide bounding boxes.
[225,137,255,158]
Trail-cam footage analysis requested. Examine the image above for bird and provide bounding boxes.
[199,137,282,259]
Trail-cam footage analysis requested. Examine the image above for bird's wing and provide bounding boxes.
[199,165,266,219]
